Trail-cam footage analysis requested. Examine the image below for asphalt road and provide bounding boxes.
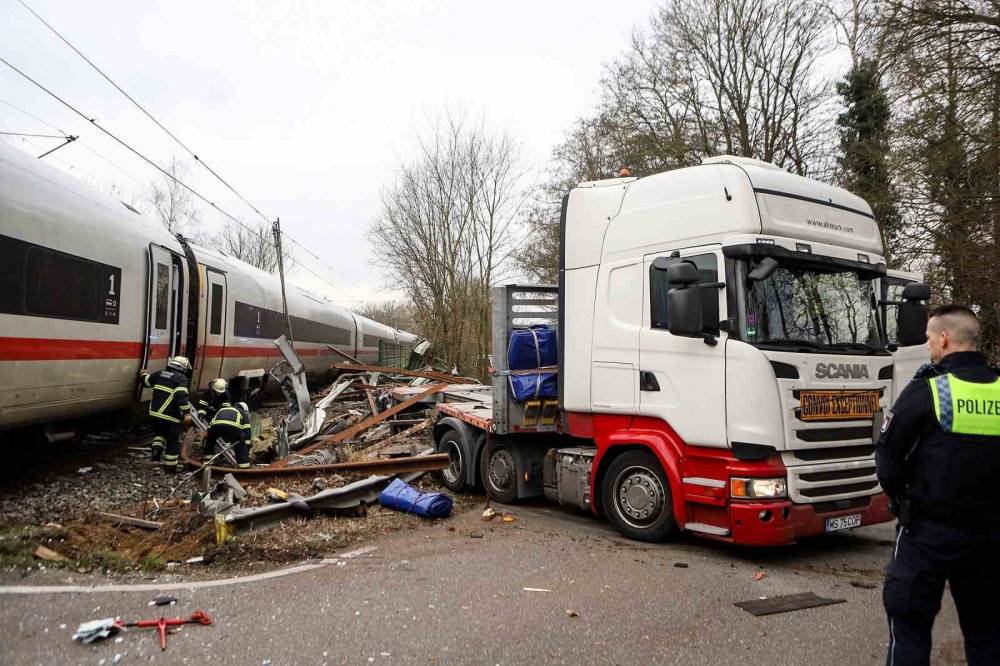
[0,502,966,665]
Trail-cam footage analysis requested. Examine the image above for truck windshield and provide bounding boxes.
[737,260,884,352]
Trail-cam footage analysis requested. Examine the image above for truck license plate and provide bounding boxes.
[799,391,880,421]
[825,513,862,532]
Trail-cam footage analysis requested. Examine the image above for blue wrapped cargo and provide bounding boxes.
[378,478,453,518]
[508,371,558,401]
[507,325,558,370]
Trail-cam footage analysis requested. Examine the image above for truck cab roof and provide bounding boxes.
[563,159,884,270]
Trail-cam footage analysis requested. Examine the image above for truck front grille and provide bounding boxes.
[785,457,882,503]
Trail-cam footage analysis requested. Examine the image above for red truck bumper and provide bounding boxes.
[726,493,893,546]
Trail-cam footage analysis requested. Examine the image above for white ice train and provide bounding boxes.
[0,142,417,431]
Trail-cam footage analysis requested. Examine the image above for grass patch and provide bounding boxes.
[77,550,132,573]
[140,552,166,572]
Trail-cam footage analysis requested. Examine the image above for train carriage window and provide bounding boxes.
[210,283,224,335]
[232,301,351,344]
[0,234,121,324]
[155,264,169,329]
[25,247,103,321]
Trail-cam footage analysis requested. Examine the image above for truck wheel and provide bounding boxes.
[481,440,518,504]
[602,450,677,542]
[435,428,467,492]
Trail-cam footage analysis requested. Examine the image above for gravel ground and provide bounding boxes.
[0,426,175,526]
[0,421,472,580]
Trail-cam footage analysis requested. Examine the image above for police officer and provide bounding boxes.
[138,356,192,471]
[876,304,1000,665]
[197,378,230,422]
[206,400,252,469]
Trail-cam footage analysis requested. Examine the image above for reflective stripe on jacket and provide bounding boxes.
[140,369,191,423]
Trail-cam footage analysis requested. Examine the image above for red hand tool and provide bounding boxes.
[124,610,212,650]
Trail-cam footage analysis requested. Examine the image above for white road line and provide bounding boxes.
[0,546,378,595]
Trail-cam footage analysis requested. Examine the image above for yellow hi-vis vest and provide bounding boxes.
[929,373,1000,436]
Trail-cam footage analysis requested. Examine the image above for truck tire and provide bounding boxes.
[601,450,677,542]
[481,440,518,504]
[435,428,468,492]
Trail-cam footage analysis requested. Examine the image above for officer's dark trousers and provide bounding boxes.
[884,519,1000,665]
[148,418,181,466]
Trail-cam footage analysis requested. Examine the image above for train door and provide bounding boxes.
[197,268,227,387]
[142,244,180,372]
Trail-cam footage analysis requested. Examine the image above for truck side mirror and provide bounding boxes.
[901,282,931,301]
[897,282,931,346]
[666,261,699,285]
[667,284,703,336]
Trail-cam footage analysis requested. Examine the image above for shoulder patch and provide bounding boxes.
[881,410,893,433]
[913,363,942,380]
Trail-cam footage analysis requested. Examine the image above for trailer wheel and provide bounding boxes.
[481,440,518,504]
[602,450,677,542]
[435,428,468,492]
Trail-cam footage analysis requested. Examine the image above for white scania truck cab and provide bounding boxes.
[434,155,930,546]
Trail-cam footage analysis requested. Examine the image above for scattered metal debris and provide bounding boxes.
[734,592,846,616]
[270,335,326,451]
[215,472,428,542]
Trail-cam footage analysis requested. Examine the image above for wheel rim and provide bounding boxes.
[487,447,515,494]
[613,465,666,529]
[442,439,463,485]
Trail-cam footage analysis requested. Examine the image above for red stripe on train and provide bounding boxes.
[0,337,148,361]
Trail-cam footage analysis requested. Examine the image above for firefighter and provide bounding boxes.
[197,378,230,422]
[138,356,192,471]
[875,304,1000,665]
[206,400,252,469]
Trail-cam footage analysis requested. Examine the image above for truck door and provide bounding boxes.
[143,244,179,372]
[196,268,227,387]
[884,271,928,406]
[639,247,728,447]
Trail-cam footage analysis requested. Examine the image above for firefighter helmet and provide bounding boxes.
[167,356,192,372]
[210,378,228,394]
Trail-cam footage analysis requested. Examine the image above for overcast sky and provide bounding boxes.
[0,0,664,306]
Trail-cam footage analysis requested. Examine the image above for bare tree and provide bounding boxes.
[147,157,200,235]
[368,114,525,378]
[216,220,292,274]
[876,0,1000,355]
[518,0,836,281]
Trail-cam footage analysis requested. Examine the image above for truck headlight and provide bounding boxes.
[731,477,787,499]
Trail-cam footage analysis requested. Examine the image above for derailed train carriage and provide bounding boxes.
[0,142,417,431]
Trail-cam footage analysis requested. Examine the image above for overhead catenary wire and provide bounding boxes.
[16,0,363,289]
[0,96,147,189]
[0,56,360,304]
[0,130,65,138]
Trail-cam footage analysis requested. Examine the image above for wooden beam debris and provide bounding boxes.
[284,383,447,463]
[98,512,163,531]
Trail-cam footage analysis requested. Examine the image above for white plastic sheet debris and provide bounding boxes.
[72,617,122,644]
